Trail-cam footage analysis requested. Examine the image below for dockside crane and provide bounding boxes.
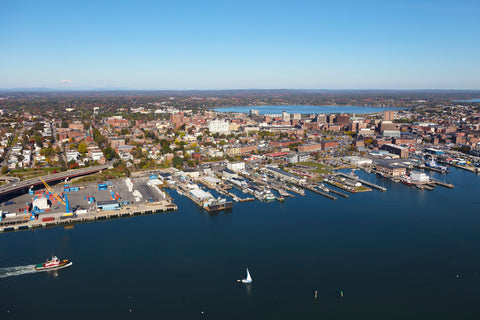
[39,177,71,213]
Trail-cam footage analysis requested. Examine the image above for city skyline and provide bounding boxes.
[1,0,479,90]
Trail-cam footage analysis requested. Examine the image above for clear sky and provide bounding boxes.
[0,0,479,90]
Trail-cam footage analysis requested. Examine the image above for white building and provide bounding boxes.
[33,197,49,210]
[66,151,81,162]
[227,161,245,172]
[208,120,230,134]
[91,151,104,161]
[119,152,133,161]
[343,156,373,166]
[410,171,430,182]
[285,153,298,164]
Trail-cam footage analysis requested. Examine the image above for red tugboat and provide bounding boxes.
[34,256,72,271]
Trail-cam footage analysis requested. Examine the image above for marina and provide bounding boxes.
[0,160,462,233]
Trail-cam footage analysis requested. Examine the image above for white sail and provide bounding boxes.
[242,268,252,283]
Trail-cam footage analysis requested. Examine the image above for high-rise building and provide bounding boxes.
[383,110,395,121]
[335,114,350,126]
[316,114,326,124]
[170,112,184,128]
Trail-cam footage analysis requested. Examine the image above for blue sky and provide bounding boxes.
[0,0,479,90]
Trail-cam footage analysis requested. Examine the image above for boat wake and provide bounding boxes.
[0,265,36,279]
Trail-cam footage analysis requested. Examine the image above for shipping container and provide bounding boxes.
[98,184,107,190]
[76,209,87,215]
[42,217,55,222]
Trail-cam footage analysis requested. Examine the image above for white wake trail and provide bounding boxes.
[0,265,36,279]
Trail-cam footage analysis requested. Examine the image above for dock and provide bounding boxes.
[451,163,477,173]
[274,188,293,198]
[337,173,387,192]
[222,182,255,202]
[176,185,233,212]
[431,180,454,188]
[0,201,177,233]
[414,164,446,173]
[323,187,349,198]
[422,184,435,191]
[304,185,337,200]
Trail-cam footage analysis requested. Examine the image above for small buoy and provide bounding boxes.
[340,290,344,298]
[456,274,459,278]
[314,290,318,299]
[129,309,132,313]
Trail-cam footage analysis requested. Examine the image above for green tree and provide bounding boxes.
[103,146,118,161]
[78,141,87,155]
[172,156,183,168]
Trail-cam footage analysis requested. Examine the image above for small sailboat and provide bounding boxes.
[237,268,252,283]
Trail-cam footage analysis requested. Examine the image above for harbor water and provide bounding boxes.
[1,167,480,319]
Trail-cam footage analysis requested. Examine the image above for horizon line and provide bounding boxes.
[1,88,480,92]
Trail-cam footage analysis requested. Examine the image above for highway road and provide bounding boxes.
[0,164,109,196]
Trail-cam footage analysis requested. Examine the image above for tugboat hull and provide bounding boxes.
[35,260,72,272]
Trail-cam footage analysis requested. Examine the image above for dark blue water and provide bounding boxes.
[214,105,402,115]
[1,168,480,319]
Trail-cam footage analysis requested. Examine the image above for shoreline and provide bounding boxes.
[210,105,408,114]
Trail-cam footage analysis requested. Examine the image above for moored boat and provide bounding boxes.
[34,256,72,271]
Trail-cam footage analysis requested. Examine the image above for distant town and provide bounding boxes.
[0,90,479,231]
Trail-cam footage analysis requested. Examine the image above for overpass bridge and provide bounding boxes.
[0,164,109,197]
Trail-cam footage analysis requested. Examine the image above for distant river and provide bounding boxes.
[1,167,480,319]
[214,105,402,114]
[454,99,480,103]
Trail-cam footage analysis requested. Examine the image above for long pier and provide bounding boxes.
[0,201,177,233]
[337,173,387,192]
[323,186,349,198]
[304,185,337,201]
[431,180,454,188]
